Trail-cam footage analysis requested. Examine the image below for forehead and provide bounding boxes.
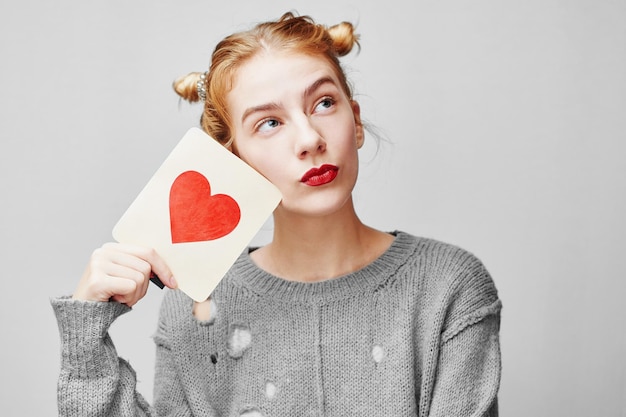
[227,51,340,109]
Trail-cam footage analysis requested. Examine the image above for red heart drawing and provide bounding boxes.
[169,170,241,243]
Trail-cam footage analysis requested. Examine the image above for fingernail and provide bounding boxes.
[169,275,178,288]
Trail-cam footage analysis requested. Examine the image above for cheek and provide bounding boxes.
[339,127,361,159]
[332,114,360,151]
[256,162,282,183]
[237,148,283,183]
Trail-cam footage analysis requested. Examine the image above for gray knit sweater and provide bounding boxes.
[52,231,502,416]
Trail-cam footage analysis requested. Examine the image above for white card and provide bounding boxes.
[112,127,282,302]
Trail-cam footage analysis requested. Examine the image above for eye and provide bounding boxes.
[256,118,281,133]
[314,97,335,113]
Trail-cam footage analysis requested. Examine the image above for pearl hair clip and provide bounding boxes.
[197,71,208,102]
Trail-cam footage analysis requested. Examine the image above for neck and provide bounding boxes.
[252,197,394,282]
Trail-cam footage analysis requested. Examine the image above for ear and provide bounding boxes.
[351,100,365,149]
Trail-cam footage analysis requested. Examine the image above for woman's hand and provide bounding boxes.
[72,242,177,307]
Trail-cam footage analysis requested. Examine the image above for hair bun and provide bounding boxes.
[327,21,360,56]
[172,72,203,103]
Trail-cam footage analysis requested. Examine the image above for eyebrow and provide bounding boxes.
[303,76,336,100]
[240,76,338,124]
[241,102,282,124]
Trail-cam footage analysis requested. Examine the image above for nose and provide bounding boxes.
[294,116,326,159]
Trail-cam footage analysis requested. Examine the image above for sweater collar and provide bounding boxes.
[224,231,418,303]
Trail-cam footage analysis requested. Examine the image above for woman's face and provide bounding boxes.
[226,51,364,218]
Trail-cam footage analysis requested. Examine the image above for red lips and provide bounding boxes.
[301,164,339,186]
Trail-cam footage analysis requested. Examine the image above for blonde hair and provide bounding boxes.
[173,11,360,148]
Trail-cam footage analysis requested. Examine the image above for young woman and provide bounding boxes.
[52,12,502,416]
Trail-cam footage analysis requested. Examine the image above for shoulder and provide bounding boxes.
[394,231,489,278]
[394,231,501,340]
[393,231,500,313]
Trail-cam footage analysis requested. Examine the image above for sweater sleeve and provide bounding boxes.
[427,252,502,417]
[429,301,501,417]
[51,297,192,417]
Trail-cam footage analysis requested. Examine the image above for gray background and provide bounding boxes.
[1,0,625,415]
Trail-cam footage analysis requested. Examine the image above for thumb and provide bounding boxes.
[150,272,177,290]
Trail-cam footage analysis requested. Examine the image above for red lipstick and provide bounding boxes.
[301,164,339,186]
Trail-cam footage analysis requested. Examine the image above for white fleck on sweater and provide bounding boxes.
[52,231,502,416]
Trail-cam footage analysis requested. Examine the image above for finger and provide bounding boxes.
[98,275,138,304]
[106,243,177,289]
[101,261,150,283]
[133,268,151,304]
[111,293,138,307]
[75,244,158,303]
[108,273,150,307]
[140,249,176,289]
[100,245,153,277]
[108,264,150,305]
[102,256,151,306]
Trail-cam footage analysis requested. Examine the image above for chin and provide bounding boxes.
[278,192,354,219]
